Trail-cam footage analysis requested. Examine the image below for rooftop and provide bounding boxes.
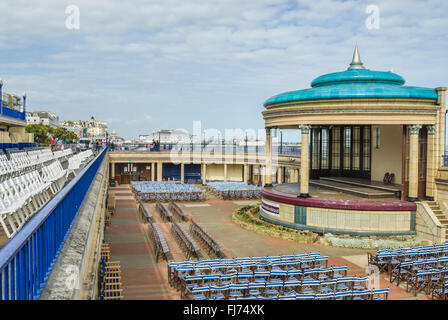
[264,46,438,106]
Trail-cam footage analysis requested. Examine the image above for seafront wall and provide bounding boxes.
[40,155,109,300]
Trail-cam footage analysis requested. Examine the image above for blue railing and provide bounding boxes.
[0,106,26,121]
[0,148,107,300]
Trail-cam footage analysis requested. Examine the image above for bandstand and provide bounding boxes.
[261,47,447,236]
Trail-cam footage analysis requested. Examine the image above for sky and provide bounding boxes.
[0,0,447,142]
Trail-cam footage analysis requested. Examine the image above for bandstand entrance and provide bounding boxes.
[310,125,371,180]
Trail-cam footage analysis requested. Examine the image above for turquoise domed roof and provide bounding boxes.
[264,47,437,107]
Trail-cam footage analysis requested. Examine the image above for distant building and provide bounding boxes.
[0,79,33,151]
[139,129,192,144]
[61,116,107,138]
[26,111,60,128]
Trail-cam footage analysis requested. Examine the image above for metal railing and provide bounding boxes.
[110,143,301,156]
[0,148,107,300]
[443,154,448,167]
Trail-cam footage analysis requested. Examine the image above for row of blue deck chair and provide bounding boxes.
[191,288,390,301]
[138,191,205,202]
[132,181,206,202]
[368,242,448,273]
[186,278,389,300]
[368,242,448,299]
[206,181,261,199]
[168,253,328,288]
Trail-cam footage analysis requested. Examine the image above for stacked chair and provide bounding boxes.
[131,181,206,202]
[368,243,448,299]
[100,243,123,300]
[168,253,390,300]
[148,223,170,262]
[189,219,225,258]
[171,222,201,260]
[206,182,261,200]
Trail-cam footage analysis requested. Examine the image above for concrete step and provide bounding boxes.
[319,177,401,193]
[309,180,396,199]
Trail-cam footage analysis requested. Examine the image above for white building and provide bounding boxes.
[26,111,60,128]
[60,116,107,138]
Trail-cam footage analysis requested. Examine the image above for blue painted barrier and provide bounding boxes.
[0,148,107,300]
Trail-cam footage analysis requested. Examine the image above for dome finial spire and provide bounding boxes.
[348,44,365,70]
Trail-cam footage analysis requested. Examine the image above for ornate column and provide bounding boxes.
[181,162,185,183]
[264,127,273,187]
[407,124,422,202]
[151,162,155,181]
[244,164,249,184]
[201,163,207,185]
[157,162,163,182]
[111,162,115,178]
[260,165,265,186]
[299,125,311,198]
[277,166,282,184]
[425,125,436,201]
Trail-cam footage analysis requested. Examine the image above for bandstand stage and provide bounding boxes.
[260,46,447,237]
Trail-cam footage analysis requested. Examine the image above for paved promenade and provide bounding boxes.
[105,184,430,300]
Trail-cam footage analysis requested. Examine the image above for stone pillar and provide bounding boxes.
[181,162,185,183]
[151,162,155,181]
[202,163,207,185]
[407,124,422,201]
[436,87,447,171]
[299,125,311,198]
[157,162,163,182]
[264,128,273,187]
[260,165,265,186]
[426,125,436,201]
[244,164,249,184]
[223,163,227,182]
[111,162,115,178]
[277,166,283,184]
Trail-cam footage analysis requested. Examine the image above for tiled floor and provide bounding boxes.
[104,185,429,300]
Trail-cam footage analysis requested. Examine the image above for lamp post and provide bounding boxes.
[280,130,283,155]
[0,79,3,115]
[22,92,26,115]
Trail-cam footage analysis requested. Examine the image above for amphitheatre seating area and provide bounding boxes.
[100,243,123,300]
[206,182,261,200]
[168,253,389,300]
[189,219,225,258]
[169,201,188,221]
[148,223,170,262]
[368,243,448,299]
[171,222,201,260]
[132,181,206,202]
[0,148,94,239]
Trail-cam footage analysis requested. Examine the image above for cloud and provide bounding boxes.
[0,0,446,140]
